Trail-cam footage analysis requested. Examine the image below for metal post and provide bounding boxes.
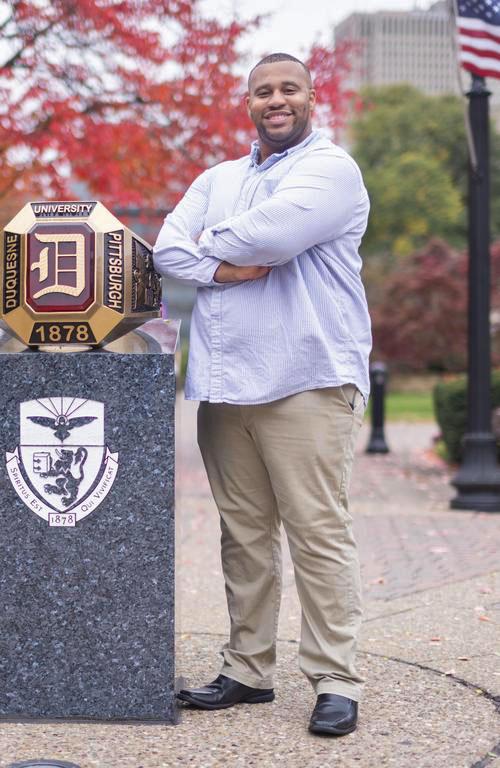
[451,75,500,512]
[366,362,390,454]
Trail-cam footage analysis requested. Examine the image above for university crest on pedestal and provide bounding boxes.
[6,397,119,526]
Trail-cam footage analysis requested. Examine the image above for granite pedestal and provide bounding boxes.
[0,323,179,722]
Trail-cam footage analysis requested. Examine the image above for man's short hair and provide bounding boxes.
[247,53,312,90]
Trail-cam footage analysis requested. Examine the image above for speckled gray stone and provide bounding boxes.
[0,348,176,722]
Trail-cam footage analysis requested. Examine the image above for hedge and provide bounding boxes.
[433,370,500,463]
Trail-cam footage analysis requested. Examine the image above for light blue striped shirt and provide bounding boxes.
[153,130,372,404]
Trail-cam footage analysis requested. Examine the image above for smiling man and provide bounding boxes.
[248,57,315,158]
[153,53,371,736]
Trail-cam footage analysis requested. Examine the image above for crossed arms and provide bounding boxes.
[152,151,365,287]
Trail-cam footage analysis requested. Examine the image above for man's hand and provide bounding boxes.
[214,261,271,283]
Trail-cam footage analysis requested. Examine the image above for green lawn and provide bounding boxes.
[368,391,435,422]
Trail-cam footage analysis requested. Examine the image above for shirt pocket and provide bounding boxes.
[262,177,280,196]
[249,176,280,206]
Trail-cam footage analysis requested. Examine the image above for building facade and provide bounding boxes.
[334,1,500,112]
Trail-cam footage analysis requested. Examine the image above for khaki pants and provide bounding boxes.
[197,385,365,700]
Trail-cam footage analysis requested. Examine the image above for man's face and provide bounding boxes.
[246,61,316,161]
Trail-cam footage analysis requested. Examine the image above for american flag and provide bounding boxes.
[456,0,500,79]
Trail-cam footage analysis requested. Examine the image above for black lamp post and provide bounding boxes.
[366,362,390,454]
[451,74,500,512]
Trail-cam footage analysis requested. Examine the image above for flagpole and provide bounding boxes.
[450,0,478,170]
[451,72,500,512]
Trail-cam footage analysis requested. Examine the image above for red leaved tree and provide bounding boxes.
[0,0,255,208]
[305,41,361,136]
[1,2,356,214]
[371,238,500,372]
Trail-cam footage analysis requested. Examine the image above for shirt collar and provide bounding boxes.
[249,130,322,170]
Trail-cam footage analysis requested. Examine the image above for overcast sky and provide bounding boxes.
[201,0,434,64]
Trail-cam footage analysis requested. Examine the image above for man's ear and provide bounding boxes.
[309,88,317,112]
[245,93,251,117]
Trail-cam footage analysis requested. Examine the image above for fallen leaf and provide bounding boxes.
[479,586,493,594]
[430,637,442,642]
[429,547,449,554]
[457,656,469,661]
[479,615,492,622]
[443,669,456,675]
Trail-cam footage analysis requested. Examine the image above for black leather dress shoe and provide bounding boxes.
[177,674,275,710]
[309,693,358,735]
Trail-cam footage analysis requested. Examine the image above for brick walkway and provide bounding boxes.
[351,423,500,600]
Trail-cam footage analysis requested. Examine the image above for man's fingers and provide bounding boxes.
[215,262,271,283]
[244,266,272,280]
[249,266,271,279]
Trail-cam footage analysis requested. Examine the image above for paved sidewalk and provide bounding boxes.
[0,398,499,768]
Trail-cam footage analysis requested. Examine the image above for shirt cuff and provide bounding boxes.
[198,228,218,259]
[198,255,222,286]
[198,228,241,288]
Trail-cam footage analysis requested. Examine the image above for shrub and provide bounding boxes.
[370,238,500,372]
[371,239,468,371]
[433,370,500,462]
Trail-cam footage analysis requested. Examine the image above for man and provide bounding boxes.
[153,52,371,736]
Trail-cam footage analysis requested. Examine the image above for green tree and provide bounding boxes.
[363,151,462,256]
[351,84,500,254]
